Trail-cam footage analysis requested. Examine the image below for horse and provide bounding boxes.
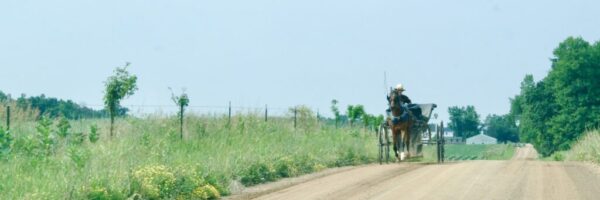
[387,90,416,161]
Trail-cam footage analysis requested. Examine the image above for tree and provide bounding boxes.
[510,37,600,156]
[448,106,481,139]
[103,63,138,137]
[374,114,384,128]
[7,91,109,119]
[361,113,372,129]
[353,105,365,126]
[484,114,519,143]
[346,105,354,126]
[346,104,365,127]
[0,91,8,102]
[330,99,340,128]
[509,74,534,121]
[289,105,317,130]
[546,37,600,149]
[170,88,190,140]
[510,75,558,155]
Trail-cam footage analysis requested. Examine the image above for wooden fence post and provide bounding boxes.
[6,106,10,131]
[441,121,445,163]
[180,104,184,140]
[316,109,320,125]
[294,107,297,129]
[228,101,231,125]
[437,124,441,163]
[427,125,432,145]
[264,104,268,122]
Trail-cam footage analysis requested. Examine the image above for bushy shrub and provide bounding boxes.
[172,170,223,200]
[191,184,220,200]
[551,151,565,161]
[293,154,320,173]
[240,162,277,186]
[274,157,299,178]
[56,118,71,138]
[70,132,86,145]
[0,126,12,157]
[130,165,177,199]
[129,165,221,200]
[12,135,36,156]
[68,146,90,168]
[171,175,199,198]
[88,124,99,143]
[35,116,55,156]
[86,188,124,200]
[312,163,327,172]
[239,155,330,187]
[333,147,370,167]
[85,179,125,200]
[203,173,230,196]
[173,174,220,200]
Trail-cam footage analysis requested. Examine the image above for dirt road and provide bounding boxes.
[228,144,600,200]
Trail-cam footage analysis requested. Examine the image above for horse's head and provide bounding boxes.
[388,89,403,109]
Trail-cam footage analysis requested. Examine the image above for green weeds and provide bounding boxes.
[0,114,377,199]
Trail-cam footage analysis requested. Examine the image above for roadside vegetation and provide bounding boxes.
[510,37,600,156]
[0,65,387,199]
[450,37,600,158]
[560,130,600,163]
[0,112,377,199]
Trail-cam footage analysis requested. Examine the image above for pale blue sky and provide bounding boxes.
[1,0,599,122]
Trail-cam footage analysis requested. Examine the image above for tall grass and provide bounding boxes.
[0,113,378,199]
[565,129,600,164]
[0,101,39,123]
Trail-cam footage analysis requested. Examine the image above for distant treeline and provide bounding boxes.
[0,90,127,119]
[510,37,600,156]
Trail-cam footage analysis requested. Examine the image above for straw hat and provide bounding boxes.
[395,84,405,91]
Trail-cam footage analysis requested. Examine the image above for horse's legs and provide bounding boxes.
[402,127,410,158]
[392,128,400,160]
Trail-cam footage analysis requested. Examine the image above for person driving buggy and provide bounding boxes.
[386,83,421,121]
[392,84,411,104]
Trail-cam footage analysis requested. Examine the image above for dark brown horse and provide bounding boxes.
[387,90,416,161]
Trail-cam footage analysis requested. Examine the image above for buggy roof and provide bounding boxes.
[415,103,437,122]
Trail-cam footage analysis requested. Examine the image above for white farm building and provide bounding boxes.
[466,133,497,145]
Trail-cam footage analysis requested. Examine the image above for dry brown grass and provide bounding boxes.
[565,129,600,164]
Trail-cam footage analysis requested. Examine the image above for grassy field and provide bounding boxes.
[0,107,522,199]
[0,113,379,199]
[421,143,516,162]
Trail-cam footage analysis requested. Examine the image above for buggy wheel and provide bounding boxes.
[384,125,390,163]
[378,123,385,164]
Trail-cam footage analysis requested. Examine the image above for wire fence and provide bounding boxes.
[81,103,323,118]
[1,102,330,130]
